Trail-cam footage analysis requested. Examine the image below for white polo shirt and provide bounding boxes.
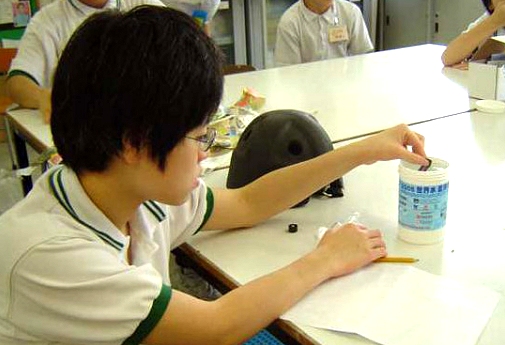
[8,0,164,88]
[162,0,220,22]
[274,0,373,67]
[0,166,213,344]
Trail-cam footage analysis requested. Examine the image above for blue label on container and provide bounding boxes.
[398,180,449,231]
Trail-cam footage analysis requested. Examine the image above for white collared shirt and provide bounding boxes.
[274,0,373,67]
[0,165,212,344]
[9,0,164,88]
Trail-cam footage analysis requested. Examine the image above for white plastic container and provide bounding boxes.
[397,158,449,244]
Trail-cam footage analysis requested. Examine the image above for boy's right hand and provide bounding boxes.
[353,124,428,167]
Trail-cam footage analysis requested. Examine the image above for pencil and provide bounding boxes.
[373,257,418,263]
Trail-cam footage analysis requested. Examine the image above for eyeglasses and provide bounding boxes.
[185,127,217,152]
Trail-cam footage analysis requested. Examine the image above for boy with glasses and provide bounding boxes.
[0,6,428,344]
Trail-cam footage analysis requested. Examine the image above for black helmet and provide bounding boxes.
[226,109,344,207]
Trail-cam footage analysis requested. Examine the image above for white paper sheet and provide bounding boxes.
[281,264,500,345]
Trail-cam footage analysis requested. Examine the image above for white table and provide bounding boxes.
[188,111,505,345]
[5,43,472,148]
[5,45,473,151]
[5,108,52,193]
[5,45,475,192]
[224,44,472,142]
[6,107,52,150]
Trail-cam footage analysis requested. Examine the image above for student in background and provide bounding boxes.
[442,0,505,68]
[163,0,220,35]
[0,6,428,344]
[6,0,164,123]
[275,0,373,67]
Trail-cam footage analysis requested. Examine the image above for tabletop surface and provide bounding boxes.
[7,44,473,152]
[193,111,505,345]
[223,44,472,141]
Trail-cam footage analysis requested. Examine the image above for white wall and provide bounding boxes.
[382,0,430,50]
[434,0,484,44]
[382,0,486,49]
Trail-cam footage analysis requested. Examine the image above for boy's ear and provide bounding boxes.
[121,140,143,165]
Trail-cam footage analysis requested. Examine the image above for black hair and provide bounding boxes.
[481,0,493,13]
[51,6,224,173]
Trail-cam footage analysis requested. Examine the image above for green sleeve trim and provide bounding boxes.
[194,187,214,234]
[7,69,40,85]
[123,284,172,345]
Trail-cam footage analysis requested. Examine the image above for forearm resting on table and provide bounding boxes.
[7,75,48,109]
[442,16,504,66]
[144,250,330,345]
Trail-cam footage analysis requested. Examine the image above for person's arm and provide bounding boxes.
[131,124,424,345]
[442,6,505,66]
[6,8,54,123]
[139,125,425,345]
[204,124,427,231]
[7,75,52,123]
[144,222,385,345]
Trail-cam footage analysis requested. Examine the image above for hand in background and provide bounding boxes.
[6,75,52,122]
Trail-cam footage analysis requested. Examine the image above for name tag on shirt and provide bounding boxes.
[328,25,349,43]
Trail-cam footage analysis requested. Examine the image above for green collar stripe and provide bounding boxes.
[49,169,123,251]
[142,201,165,222]
[194,187,214,235]
[49,169,80,222]
[147,200,166,220]
[55,169,77,216]
[122,284,172,345]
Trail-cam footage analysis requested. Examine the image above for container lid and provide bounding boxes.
[475,99,505,114]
